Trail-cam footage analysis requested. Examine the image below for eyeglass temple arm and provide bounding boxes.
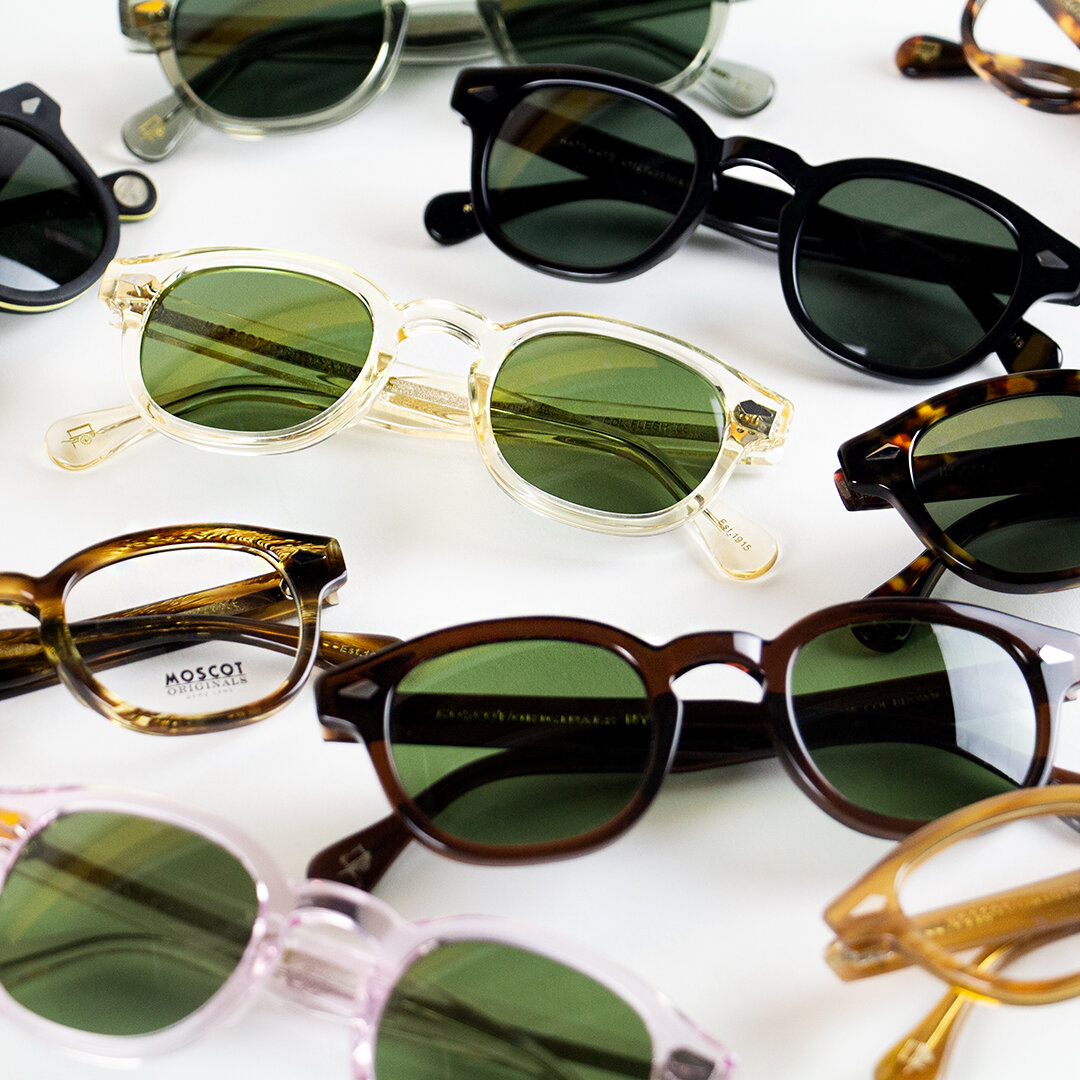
[826,865,1080,984]
[870,925,1074,1080]
[0,572,397,700]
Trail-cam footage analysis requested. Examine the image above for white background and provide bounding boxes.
[3,1,1080,1078]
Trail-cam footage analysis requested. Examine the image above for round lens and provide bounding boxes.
[789,618,1037,821]
[490,332,725,514]
[496,0,714,84]
[911,393,1080,576]
[171,0,386,120]
[140,266,373,433]
[485,86,697,269]
[794,177,1021,372]
[375,940,653,1080]
[0,123,104,294]
[63,546,304,717]
[0,810,259,1036]
[386,639,654,847]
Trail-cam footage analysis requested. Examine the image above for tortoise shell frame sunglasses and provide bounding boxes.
[0,525,395,734]
[897,0,1080,114]
[308,601,1080,890]
[836,369,1080,597]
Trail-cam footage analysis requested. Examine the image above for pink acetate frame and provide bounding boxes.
[0,785,736,1078]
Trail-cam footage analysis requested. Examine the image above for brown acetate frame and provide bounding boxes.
[307,600,1080,890]
[0,525,396,735]
[896,0,1080,113]
[835,369,1080,597]
[826,785,1080,1080]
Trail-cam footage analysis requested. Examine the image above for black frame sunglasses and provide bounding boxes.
[425,64,1080,381]
[0,82,157,313]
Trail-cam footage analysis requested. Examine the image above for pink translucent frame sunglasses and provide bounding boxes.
[0,785,735,1078]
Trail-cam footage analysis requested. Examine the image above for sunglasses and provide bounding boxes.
[0,83,157,313]
[897,0,1080,113]
[0,786,735,1075]
[47,248,793,581]
[118,0,774,161]
[825,784,1080,1079]
[835,369,1080,596]
[0,523,396,734]
[425,64,1080,381]
[306,600,1080,891]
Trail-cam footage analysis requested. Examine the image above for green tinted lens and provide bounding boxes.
[376,940,652,1080]
[172,0,385,120]
[490,333,724,514]
[486,87,696,268]
[911,393,1080,575]
[141,266,374,432]
[496,0,713,83]
[789,619,1036,820]
[0,123,104,294]
[0,810,259,1036]
[387,639,653,846]
[794,178,1021,372]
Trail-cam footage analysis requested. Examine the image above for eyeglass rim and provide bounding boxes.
[836,369,1080,592]
[0,84,124,312]
[314,598,1076,866]
[451,63,1080,380]
[0,523,344,734]
[0,784,736,1074]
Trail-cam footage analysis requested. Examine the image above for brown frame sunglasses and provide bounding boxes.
[308,600,1080,890]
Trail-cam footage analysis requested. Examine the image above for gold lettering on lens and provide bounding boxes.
[434,707,650,727]
[555,136,689,191]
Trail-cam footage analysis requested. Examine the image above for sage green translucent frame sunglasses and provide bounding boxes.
[118,0,774,161]
[48,247,793,579]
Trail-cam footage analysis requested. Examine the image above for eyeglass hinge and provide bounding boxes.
[100,274,161,327]
[0,810,27,844]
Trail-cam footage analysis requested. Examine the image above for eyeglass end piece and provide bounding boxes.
[997,324,1062,374]
[691,504,778,580]
[121,90,196,162]
[45,406,154,470]
[895,36,973,79]
[695,58,774,116]
[424,191,482,245]
[100,170,158,220]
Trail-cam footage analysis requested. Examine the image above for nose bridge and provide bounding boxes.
[397,297,492,350]
[666,630,766,686]
[716,136,807,187]
[270,881,399,1022]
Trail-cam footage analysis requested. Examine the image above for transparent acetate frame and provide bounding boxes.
[0,523,397,735]
[0,785,737,1078]
[47,248,794,580]
[117,0,773,160]
[825,784,1080,1080]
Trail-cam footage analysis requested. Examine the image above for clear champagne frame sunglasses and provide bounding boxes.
[118,0,774,161]
[47,248,793,580]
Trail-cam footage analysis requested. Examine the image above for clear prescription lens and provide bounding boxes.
[386,639,653,846]
[794,177,1021,372]
[0,810,259,1035]
[141,266,373,433]
[0,123,104,294]
[64,547,303,717]
[789,618,1037,820]
[911,393,1080,575]
[172,0,386,120]
[497,0,714,84]
[376,940,653,1080]
[491,332,725,514]
[486,87,697,269]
